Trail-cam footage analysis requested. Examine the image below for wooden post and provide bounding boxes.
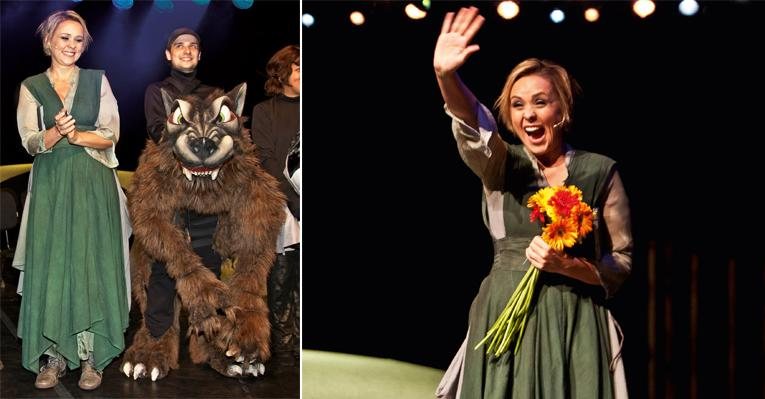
[689,255,698,399]
[727,259,736,399]
[663,245,674,399]
[647,241,656,399]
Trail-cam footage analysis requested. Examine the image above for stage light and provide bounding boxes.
[192,0,210,5]
[679,0,699,16]
[154,0,173,11]
[350,11,365,26]
[422,0,431,10]
[497,1,519,20]
[232,0,253,10]
[112,0,133,10]
[584,7,599,22]
[302,13,315,28]
[405,3,427,20]
[550,8,565,24]
[633,0,656,18]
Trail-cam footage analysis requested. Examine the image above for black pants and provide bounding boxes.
[145,211,221,338]
[268,244,300,354]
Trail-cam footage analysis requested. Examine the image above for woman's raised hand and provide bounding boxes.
[433,6,485,78]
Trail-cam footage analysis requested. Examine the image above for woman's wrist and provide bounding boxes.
[67,130,79,143]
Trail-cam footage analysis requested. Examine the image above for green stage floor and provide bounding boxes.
[303,350,445,399]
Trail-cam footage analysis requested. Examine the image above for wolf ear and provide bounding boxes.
[160,88,176,117]
[225,82,247,116]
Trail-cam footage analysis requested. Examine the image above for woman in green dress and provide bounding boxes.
[433,7,633,399]
[14,10,129,391]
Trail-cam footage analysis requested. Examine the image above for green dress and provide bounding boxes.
[17,70,128,373]
[460,145,618,399]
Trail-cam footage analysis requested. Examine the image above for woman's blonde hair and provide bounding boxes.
[495,58,577,135]
[36,10,92,56]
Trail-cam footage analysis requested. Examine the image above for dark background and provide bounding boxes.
[1,0,299,171]
[302,1,765,398]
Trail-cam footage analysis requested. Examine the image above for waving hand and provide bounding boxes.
[434,6,485,77]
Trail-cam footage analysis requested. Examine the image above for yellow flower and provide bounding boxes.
[542,218,578,251]
[527,187,555,212]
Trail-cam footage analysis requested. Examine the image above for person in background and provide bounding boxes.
[14,9,130,391]
[433,7,632,399]
[250,44,300,368]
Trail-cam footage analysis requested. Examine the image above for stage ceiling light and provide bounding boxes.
[633,0,656,18]
[302,13,315,28]
[679,0,699,16]
[154,0,173,11]
[497,1,519,20]
[405,3,427,20]
[350,11,365,26]
[550,8,565,24]
[584,7,599,22]
[113,0,133,10]
[232,0,254,10]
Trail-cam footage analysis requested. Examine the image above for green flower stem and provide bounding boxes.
[475,261,540,357]
[510,268,538,355]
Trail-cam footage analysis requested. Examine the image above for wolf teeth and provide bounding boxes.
[182,167,221,180]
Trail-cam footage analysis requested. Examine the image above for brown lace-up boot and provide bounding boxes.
[78,355,102,390]
[34,356,66,389]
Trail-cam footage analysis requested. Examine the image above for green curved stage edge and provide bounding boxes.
[303,350,444,399]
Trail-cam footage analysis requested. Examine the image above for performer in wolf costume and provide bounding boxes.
[121,82,285,380]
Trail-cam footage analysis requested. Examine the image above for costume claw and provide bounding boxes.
[122,362,132,377]
[226,364,243,376]
[133,363,146,380]
[151,367,160,381]
[245,362,265,376]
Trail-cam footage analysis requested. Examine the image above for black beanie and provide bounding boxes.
[166,27,200,51]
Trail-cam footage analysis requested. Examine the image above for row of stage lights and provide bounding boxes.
[97,0,255,11]
[302,0,702,28]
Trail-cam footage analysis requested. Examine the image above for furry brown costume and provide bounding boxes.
[121,83,285,380]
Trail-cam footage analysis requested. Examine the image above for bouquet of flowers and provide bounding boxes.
[475,185,595,357]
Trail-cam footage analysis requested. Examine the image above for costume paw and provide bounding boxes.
[217,307,271,364]
[121,326,178,381]
[121,347,173,381]
[223,357,265,378]
[183,275,235,338]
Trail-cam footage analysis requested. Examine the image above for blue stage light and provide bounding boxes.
[154,0,174,11]
[112,0,133,10]
[232,0,254,10]
[192,0,211,5]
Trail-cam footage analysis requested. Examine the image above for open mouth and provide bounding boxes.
[524,126,545,143]
[181,165,220,181]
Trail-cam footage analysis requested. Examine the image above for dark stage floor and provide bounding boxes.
[0,253,299,398]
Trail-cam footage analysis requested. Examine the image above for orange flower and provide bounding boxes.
[573,203,594,238]
[542,218,578,251]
